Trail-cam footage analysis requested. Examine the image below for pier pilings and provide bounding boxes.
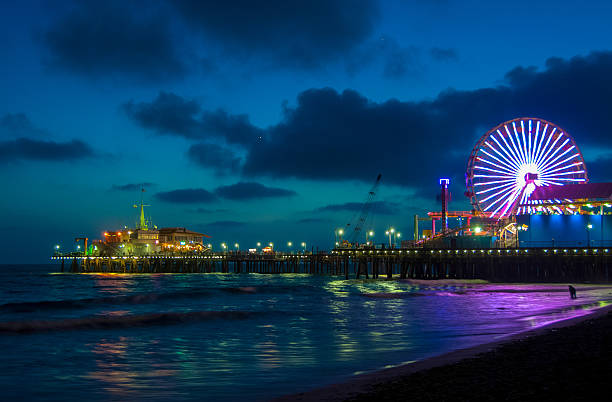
[52,247,612,283]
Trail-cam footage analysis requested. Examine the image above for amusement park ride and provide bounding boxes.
[418,117,612,248]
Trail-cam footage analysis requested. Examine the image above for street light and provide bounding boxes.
[301,242,306,252]
[257,242,261,247]
[587,223,593,246]
[366,230,374,245]
[386,228,394,247]
[337,228,344,244]
[235,243,239,251]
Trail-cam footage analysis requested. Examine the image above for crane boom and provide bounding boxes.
[345,174,382,244]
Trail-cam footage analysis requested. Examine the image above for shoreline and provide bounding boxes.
[275,303,612,401]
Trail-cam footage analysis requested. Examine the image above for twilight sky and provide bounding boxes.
[2,0,612,263]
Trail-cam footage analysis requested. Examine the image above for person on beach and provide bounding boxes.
[568,285,577,299]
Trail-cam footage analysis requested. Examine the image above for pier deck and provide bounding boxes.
[51,247,612,283]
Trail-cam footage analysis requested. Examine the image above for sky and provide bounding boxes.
[2,0,612,263]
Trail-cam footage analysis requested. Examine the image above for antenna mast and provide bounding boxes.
[134,187,151,230]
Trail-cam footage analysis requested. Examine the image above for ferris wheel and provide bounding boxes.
[466,117,588,218]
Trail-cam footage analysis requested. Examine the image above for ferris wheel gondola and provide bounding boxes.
[466,117,588,218]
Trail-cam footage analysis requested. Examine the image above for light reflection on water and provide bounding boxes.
[0,266,611,401]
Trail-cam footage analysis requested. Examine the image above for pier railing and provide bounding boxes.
[51,247,611,283]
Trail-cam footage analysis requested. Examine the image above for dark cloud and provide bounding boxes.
[123,92,263,146]
[170,0,379,69]
[199,110,265,145]
[243,87,462,189]
[42,1,185,81]
[1,113,48,138]
[346,37,421,78]
[126,52,612,193]
[214,182,297,200]
[155,188,217,203]
[316,201,400,215]
[0,138,94,163]
[381,41,420,79]
[155,182,297,204]
[187,143,242,173]
[111,183,156,192]
[188,208,229,214]
[430,47,458,62]
[196,220,246,229]
[123,92,201,137]
[0,113,96,163]
[156,182,294,204]
[242,51,612,189]
[0,113,30,131]
[586,154,612,183]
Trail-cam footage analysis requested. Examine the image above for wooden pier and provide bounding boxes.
[51,247,612,283]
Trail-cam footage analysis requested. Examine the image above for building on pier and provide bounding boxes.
[159,227,210,253]
[87,194,210,256]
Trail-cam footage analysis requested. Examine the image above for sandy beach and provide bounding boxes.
[277,303,612,401]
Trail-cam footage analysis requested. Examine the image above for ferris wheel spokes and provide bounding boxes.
[466,118,588,218]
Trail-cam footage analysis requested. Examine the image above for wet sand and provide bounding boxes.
[276,304,612,401]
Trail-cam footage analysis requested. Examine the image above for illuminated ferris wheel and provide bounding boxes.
[466,117,588,218]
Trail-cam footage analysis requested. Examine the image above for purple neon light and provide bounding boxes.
[468,118,587,218]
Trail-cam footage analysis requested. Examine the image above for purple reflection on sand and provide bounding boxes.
[414,282,612,335]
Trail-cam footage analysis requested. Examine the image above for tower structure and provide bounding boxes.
[134,187,151,230]
[440,178,450,232]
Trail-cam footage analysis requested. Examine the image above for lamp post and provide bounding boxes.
[396,232,401,247]
[287,241,292,254]
[336,228,344,245]
[301,242,306,253]
[386,228,395,247]
[234,243,239,252]
[366,230,374,246]
[587,223,593,247]
[221,243,227,254]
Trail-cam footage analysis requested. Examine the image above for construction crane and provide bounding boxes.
[343,174,382,246]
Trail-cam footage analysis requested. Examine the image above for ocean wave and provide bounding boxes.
[0,310,257,333]
[221,286,258,294]
[361,292,428,299]
[0,290,211,313]
[219,284,315,294]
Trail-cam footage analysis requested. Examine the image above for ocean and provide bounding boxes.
[0,264,610,401]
